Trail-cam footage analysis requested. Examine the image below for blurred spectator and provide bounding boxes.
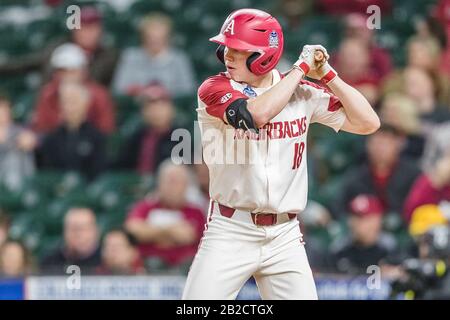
[115,82,178,175]
[0,93,37,190]
[404,152,450,223]
[96,229,145,275]
[383,67,450,131]
[0,210,10,248]
[40,208,101,274]
[0,240,34,278]
[380,93,421,136]
[334,37,380,106]
[186,161,211,215]
[32,43,115,135]
[0,6,119,87]
[384,37,450,108]
[434,0,450,34]
[38,81,106,179]
[379,93,424,159]
[317,0,392,15]
[342,14,392,81]
[406,36,450,106]
[409,204,449,240]
[112,13,196,97]
[329,194,397,274]
[276,0,314,30]
[335,124,421,219]
[422,122,450,173]
[432,0,450,75]
[125,161,206,271]
[416,16,448,53]
[300,200,333,271]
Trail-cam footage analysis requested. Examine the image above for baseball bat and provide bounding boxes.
[314,50,325,62]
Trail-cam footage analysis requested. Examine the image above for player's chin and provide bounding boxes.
[228,70,245,82]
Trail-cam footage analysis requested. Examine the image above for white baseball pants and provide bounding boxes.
[182,202,318,300]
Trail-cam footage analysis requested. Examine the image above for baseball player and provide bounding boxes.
[182,8,380,300]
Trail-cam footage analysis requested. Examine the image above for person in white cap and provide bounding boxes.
[49,43,88,71]
[32,43,116,135]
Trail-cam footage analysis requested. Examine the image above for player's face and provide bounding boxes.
[223,47,255,82]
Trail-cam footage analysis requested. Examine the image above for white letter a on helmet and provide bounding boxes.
[224,19,235,35]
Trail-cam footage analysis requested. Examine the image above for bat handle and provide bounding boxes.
[314,50,325,62]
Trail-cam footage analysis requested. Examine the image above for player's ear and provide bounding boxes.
[216,45,225,65]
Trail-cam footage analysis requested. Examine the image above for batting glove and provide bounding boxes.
[293,44,328,76]
[311,60,338,85]
[294,45,338,84]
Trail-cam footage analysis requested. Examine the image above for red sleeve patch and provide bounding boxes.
[327,94,342,112]
[299,79,342,112]
[198,73,248,120]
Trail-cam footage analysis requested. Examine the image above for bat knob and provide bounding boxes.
[314,50,324,62]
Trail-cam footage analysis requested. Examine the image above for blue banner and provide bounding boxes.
[0,275,391,300]
[0,279,24,300]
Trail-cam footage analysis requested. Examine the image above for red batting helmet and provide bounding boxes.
[209,8,284,76]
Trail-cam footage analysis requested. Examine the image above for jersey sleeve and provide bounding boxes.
[198,74,249,121]
[304,80,347,132]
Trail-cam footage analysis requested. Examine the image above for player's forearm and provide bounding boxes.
[247,68,304,128]
[327,77,380,134]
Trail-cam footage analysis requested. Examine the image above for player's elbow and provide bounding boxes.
[360,116,381,135]
[247,103,270,128]
[353,102,381,135]
[366,114,381,134]
[252,112,270,128]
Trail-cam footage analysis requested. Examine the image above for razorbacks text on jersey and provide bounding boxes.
[197,69,347,214]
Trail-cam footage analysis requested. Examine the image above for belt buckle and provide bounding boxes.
[253,213,262,226]
[253,213,276,226]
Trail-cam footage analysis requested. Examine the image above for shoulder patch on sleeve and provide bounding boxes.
[198,73,248,120]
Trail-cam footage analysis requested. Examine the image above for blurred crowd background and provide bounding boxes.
[1,0,450,299]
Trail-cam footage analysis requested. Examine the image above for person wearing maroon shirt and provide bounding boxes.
[404,152,450,223]
[333,37,381,106]
[341,14,393,82]
[125,161,206,269]
[433,0,450,75]
[32,43,116,135]
[334,124,421,219]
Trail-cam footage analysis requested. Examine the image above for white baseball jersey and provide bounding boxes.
[197,69,347,214]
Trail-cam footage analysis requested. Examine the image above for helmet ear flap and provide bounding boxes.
[246,52,260,73]
[217,47,262,74]
[216,45,225,65]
